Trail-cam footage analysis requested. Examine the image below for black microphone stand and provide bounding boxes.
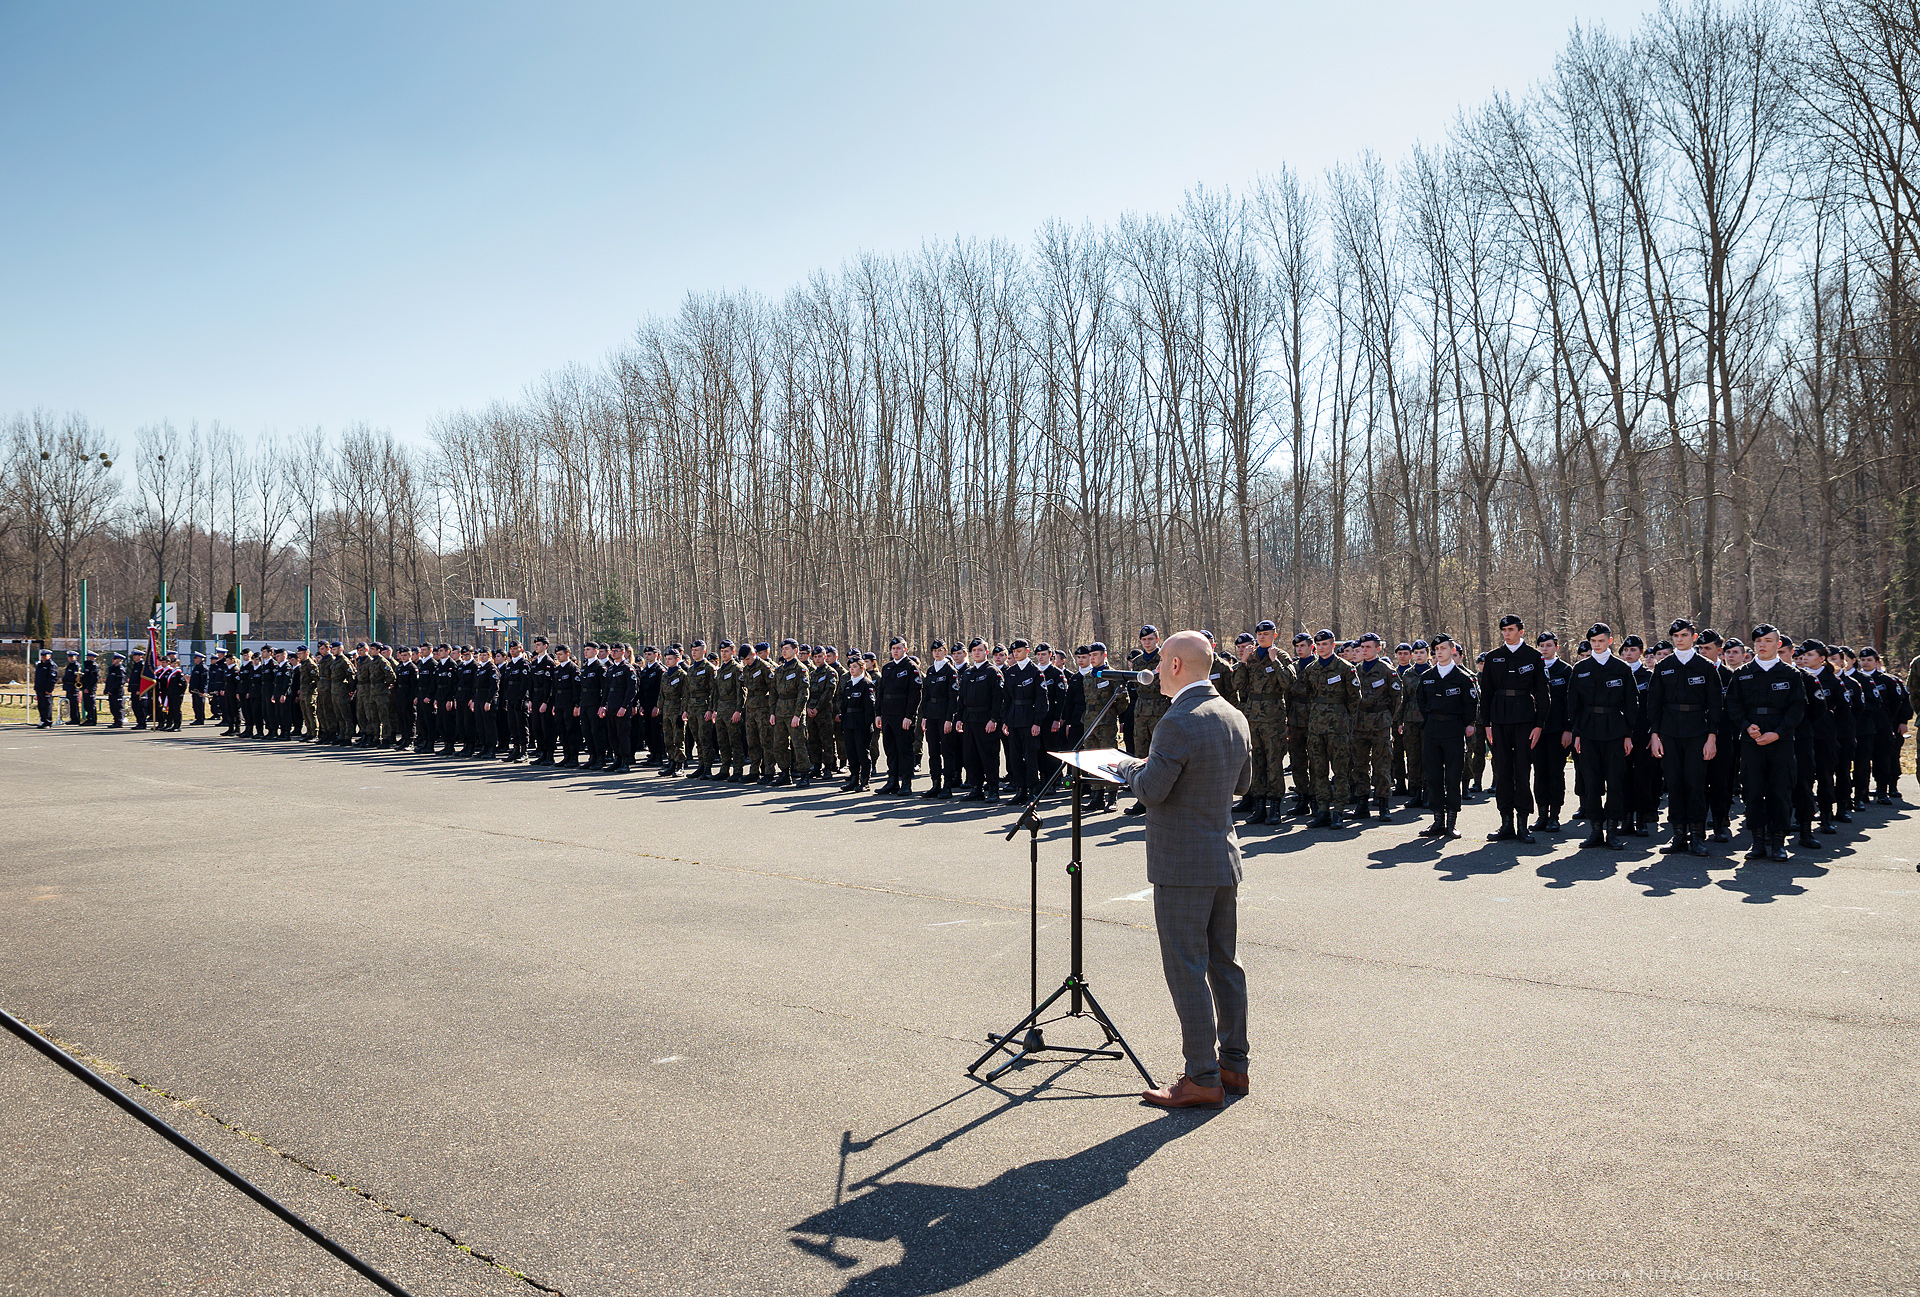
[966,669,1154,1087]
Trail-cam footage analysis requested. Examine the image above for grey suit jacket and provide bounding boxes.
[1120,683,1253,887]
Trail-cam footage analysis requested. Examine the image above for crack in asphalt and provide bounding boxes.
[26,1024,568,1296]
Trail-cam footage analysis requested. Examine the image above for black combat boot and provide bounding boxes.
[1487,811,1516,842]
[1410,789,1427,809]
[1710,819,1732,843]
[1688,823,1710,857]
[1578,824,1607,849]
[1263,799,1284,826]
[1629,815,1652,837]
[1660,825,1690,854]
[962,786,986,802]
[1376,797,1393,823]
[1604,823,1627,850]
[1419,812,1447,837]
[1126,801,1146,816]
[1441,812,1461,840]
[1745,830,1768,861]
[1769,835,1792,861]
[1797,825,1820,849]
[1233,794,1259,814]
[772,772,793,787]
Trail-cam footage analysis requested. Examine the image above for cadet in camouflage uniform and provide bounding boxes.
[1349,632,1403,820]
[769,638,811,785]
[1207,633,1239,708]
[1233,620,1294,827]
[1397,640,1430,807]
[715,641,747,780]
[808,647,840,775]
[297,645,321,741]
[657,645,690,776]
[741,641,776,782]
[352,644,379,744]
[1079,641,1125,812]
[1299,629,1360,827]
[1124,626,1167,816]
[1285,632,1315,816]
[681,640,717,777]
[372,643,399,746]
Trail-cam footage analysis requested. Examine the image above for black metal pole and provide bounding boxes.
[1070,769,1084,1016]
[0,1006,415,1297]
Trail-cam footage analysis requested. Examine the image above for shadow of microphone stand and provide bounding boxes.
[966,666,1156,1087]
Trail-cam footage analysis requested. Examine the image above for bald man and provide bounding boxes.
[1111,630,1255,1109]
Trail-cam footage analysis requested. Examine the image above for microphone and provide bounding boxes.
[1090,666,1156,684]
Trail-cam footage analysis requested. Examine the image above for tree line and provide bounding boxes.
[3,0,1916,663]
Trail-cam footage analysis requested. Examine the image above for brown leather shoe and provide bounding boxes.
[1220,1069,1249,1096]
[1141,1075,1225,1109]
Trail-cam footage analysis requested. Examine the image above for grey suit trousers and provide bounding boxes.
[1152,883,1248,1088]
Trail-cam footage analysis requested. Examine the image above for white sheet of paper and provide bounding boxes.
[1050,747,1134,786]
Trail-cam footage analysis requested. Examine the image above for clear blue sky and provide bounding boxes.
[1,1,1656,444]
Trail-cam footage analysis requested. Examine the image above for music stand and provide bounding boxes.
[966,677,1154,1087]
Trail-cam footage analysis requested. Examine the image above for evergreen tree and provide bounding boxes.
[588,584,631,646]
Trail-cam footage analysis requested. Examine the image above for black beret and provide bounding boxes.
[1010,638,1029,651]
[1430,632,1452,647]
[690,638,703,647]
[1255,620,1276,632]
[929,639,944,649]
[1695,629,1722,646]
[1294,632,1312,644]
[1654,640,1672,652]
[861,651,878,662]
[1498,614,1524,629]
[1313,629,1334,642]
[1535,631,1557,644]
[781,637,797,647]
[1668,618,1695,634]
[554,643,570,652]
[1586,623,1611,639]
[1090,641,1107,653]
[968,637,985,649]
[754,641,770,652]
[889,636,906,646]
[1412,639,1429,649]
[1802,639,1828,656]
[1235,632,1254,645]
[1359,632,1381,645]
[1396,642,1412,652]
[1622,634,1645,650]
[1139,625,1157,638]
[1751,623,1778,640]
[1035,642,1051,653]
[533,635,548,643]
[718,639,733,648]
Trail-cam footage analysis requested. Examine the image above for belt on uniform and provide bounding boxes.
[1666,703,1698,711]
[1589,706,1614,714]
[1499,689,1526,696]
[1750,707,1779,716]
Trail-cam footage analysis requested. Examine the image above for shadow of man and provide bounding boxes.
[789,1108,1218,1296]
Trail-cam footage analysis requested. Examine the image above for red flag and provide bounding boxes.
[138,626,159,694]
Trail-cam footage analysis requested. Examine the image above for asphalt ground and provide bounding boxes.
[2,724,1916,1297]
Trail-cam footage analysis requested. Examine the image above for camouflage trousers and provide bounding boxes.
[1398,721,1425,791]
[662,712,686,764]
[746,713,771,774]
[722,716,750,771]
[694,715,718,769]
[768,715,808,774]
[1132,703,1166,758]
[1288,726,1311,800]
[1244,706,1287,799]
[809,714,838,771]
[1350,718,1394,800]
[1303,731,1351,807]
[300,691,318,738]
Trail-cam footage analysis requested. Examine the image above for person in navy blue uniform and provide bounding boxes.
[188,652,208,725]
[1529,632,1573,833]
[918,639,961,800]
[1645,619,1723,857]
[32,649,57,727]
[876,637,923,795]
[1413,633,1476,840]
[1724,624,1807,861]
[1477,614,1551,843]
[838,654,880,791]
[1567,623,1641,850]
[1620,636,1661,835]
[955,638,1004,801]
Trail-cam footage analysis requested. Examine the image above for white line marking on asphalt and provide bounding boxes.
[927,920,969,927]
[1108,888,1153,903]
[653,1056,683,1064]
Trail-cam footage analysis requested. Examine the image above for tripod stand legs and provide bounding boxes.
[967,976,1154,1088]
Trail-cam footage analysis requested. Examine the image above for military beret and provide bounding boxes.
[533,635,548,644]
[1654,639,1673,653]
[1294,632,1312,644]
[1586,623,1611,640]
[1499,614,1524,629]
[689,638,703,647]
[1010,638,1029,651]
[1621,635,1644,650]
[1035,642,1051,653]
[330,640,342,647]
[639,644,655,653]
[1412,638,1430,649]
[1127,648,1141,661]
[1695,629,1721,646]
[968,637,985,649]
[929,638,944,649]
[1535,631,1557,644]
[889,636,905,647]
[1725,638,1745,649]
[664,645,681,656]
[754,641,769,653]
[1359,632,1381,645]
[1802,639,1829,656]
[1668,618,1695,635]
[435,643,450,651]
[1430,632,1452,647]
[824,645,838,655]
[718,639,733,648]
[1313,629,1334,642]
[993,644,1006,654]
[861,651,877,662]
[1090,641,1107,653]
[1751,623,1778,640]
[1833,643,1853,657]
[781,637,797,647]
[554,643,570,652]
[1202,630,1216,642]
[1139,625,1158,639]
[355,641,368,649]
[1255,619,1276,633]
[1235,632,1254,645]
[1860,646,1882,659]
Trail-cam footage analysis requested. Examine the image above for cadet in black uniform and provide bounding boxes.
[1000,639,1046,802]
[1857,649,1912,800]
[525,638,554,764]
[1530,632,1573,832]
[918,639,961,799]
[1621,636,1661,835]
[551,644,582,766]
[1567,623,1641,850]
[1798,640,1845,839]
[498,642,528,761]
[601,643,636,774]
[839,654,880,791]
[876,637,922,795]
[1413,634,1475,840]
[578,644,607,768]
[33,649,56,727]
[1477,614,1552,842]
[1645,618,1723,857]
[1725,625,1807,860]
[105,652,127,727]
[955,638,1004,800]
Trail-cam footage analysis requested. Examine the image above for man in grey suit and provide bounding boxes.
[1113,629,1254,1109]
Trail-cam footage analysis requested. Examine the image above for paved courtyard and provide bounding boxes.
[2,725,1916,1296]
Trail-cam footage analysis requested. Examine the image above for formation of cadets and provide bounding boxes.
[32,614,1915,862]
